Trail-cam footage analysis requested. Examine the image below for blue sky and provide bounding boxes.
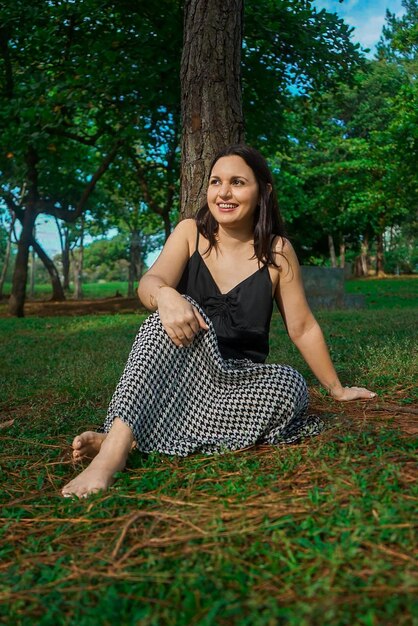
[313,0,405,55]
[35,0,406,258]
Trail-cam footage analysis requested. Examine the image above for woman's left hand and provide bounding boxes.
[331,386,376,402]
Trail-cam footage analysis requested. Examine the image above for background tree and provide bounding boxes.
[275,34,414,274]
[0,0,182,316]
[0,207,16,297]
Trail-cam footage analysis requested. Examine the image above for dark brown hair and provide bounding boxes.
[195,144,286,266]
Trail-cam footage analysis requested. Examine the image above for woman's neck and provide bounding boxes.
[216,224,254,249]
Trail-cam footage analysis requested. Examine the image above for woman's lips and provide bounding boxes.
[217,203,239,212]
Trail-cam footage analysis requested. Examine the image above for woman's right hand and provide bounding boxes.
[156,286,208,347]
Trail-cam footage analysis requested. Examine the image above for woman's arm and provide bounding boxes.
[274,239,375,401]
[138,219,208,347]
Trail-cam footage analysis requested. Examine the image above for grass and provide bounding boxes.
[1,280,130,300]
[0,278,417,625]
[345,275,418,309]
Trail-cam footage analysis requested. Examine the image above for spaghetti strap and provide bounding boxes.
[195,226,200,252]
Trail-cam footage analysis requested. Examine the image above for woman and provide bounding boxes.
[62,144,375,498]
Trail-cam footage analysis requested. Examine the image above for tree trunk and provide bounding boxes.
[128,230,143,297]
[354,235,370,277]
[328,234,337,268]
[375,232,385,276]
[8,207,36,317]
[339,241,346,269]
[0,213,16,298]
[55,218,71,291]
[180,0,244,217]
[73,219,84,299]
[62,226,71,291]
[29,244,36,298]
[32,239,66,301]
[162,211,172,242]
[361,236,369,276]
[72,252,83,299]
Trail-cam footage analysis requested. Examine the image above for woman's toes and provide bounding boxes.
[72,436,82,450]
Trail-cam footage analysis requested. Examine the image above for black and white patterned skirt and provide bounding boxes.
[102,297,325,456]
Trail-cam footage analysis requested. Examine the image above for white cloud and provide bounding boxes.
[347,13,387,50]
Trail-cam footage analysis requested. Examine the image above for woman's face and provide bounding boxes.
[207,155,259,229]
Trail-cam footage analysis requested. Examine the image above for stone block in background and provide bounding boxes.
[301,266,365,309]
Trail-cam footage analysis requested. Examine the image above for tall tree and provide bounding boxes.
[180,0,244,215]
[179,0,365,217]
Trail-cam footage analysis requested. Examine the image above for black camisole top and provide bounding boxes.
[177,230,274,363]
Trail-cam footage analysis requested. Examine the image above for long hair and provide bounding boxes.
[195,144,286,266]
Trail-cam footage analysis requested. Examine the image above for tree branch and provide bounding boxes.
[129,149,164,217]
[44,126,106,147]
[41,139,123,222]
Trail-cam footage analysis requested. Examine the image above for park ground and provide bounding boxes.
[0,277,417,625]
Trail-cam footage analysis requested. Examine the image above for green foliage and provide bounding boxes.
[275,56,415,267]
[243,0,365,149]
[377,0,418,67]
[81,231,162,281]
[0,0,182,209]
[0,0,364,220]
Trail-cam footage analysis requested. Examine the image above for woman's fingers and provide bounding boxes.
[164,318,207,347]
[336,386,377,401]
[174,322,196,343]
[158,297,209,347]
[193,307,209,330]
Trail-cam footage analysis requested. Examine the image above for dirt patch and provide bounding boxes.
[0,296,145,317]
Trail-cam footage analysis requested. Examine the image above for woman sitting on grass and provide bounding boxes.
[62,144,375,498]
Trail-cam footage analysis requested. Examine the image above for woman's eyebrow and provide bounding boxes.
[210,175,250,181]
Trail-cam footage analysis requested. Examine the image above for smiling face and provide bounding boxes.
[207,155,260,230]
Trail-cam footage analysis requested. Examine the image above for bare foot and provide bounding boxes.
[72,431,107,461]
[62,459,116,498]
[62,418,134,498]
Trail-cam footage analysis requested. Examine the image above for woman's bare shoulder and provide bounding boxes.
[170,218,197,250]
[272,235,294,254]
[271,237,301,285]
[272,236,297,265]
[173,217,197,236]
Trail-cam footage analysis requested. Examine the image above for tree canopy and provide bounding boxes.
[0,0,416,313]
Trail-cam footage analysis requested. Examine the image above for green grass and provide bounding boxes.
[345,275,418,309]
[0,279,417,625]
[1,280,131,299]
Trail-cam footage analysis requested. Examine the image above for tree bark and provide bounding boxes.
[62,231,71,291]
[8,207,36,316]
[339,240,346,269]
[0,213,16,298]
[361,236,369,276]
[32,239,66,301]
[354,235,369,277]
[29,244,35,298]
[375,232,385,276]
[55,218,71,290]
[73,218,84,299]
[128,229,143,297]
[180,0,244,217]
[162,212,172,242]
[328,234,337,268]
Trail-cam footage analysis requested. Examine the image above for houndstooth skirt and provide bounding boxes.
[102,297,325,456]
